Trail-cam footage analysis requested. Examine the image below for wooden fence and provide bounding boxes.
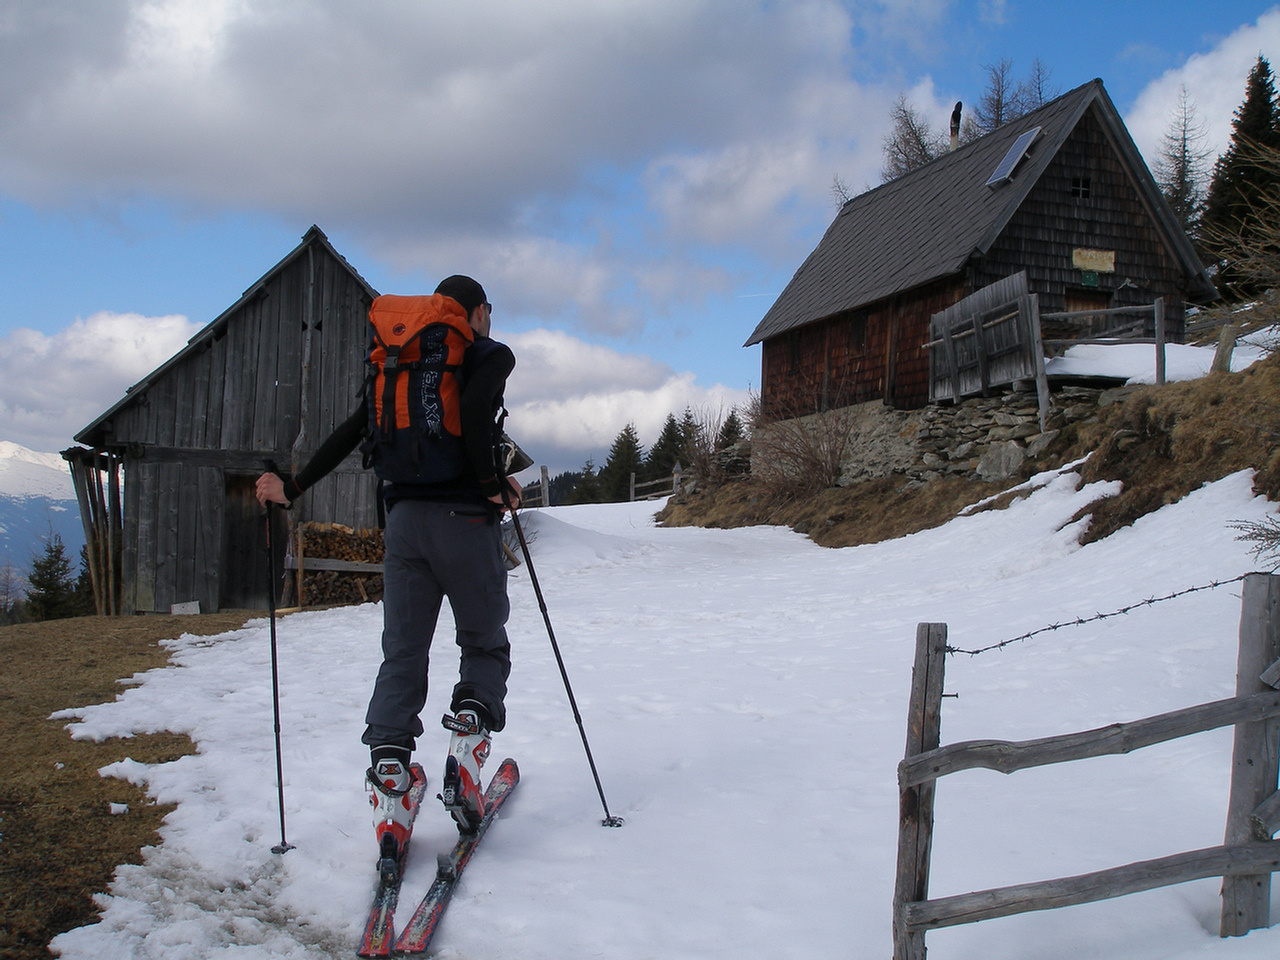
[1040,298,1167,386]
[893,574,1280,960]
[518,466,552,509]
[631,464,682,501]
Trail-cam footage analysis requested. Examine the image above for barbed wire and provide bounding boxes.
[946,572,1259,657]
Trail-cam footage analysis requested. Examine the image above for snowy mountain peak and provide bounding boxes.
[0,441,75,500]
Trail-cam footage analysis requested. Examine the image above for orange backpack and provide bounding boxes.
[362,294,477,484]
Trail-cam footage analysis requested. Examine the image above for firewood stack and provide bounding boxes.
[298,522,385,606]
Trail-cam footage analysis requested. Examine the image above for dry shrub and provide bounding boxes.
[1232,514,1280,567]
[681,403,727,484]
[748,391,856,498]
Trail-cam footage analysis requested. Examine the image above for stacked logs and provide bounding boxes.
[296,522,385,607]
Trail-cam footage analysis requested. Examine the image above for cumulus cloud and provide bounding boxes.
[1125,8,1280,165]
[0,311,202,452]
[0,0,900,338]
[0,309,744,476]
[0,1,874,223]
[502,329,750,475]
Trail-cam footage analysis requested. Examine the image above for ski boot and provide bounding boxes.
[440,704,491,833]
[368,756,422,881]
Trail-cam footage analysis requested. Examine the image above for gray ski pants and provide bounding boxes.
[362,498,511,750]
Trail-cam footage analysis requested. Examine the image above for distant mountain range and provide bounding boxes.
[0,442,85,583]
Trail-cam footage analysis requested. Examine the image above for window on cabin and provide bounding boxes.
[1071,176,1091,199]
[848,315,866,354]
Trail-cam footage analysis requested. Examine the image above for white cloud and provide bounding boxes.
[1126,8,1280,166]
[0,1,876,223]
[0,308,746,476]
[0,311,201,452]
[0,0,901,336]
[502,329,749,474]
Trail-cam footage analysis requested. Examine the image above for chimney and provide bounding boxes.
[950,101,962,151]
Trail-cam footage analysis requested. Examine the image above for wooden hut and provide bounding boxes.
[68,226,380,614]
[744,78,1217,421]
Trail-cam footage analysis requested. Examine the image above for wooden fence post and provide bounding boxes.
[1154,297,1166,387]
[1221,573,1280,936]
[894,623,948,960]
[1028,294,1051,433]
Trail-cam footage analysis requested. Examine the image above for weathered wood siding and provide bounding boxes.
[100,230,379,612]
[759,276,967,420]
[971,107,1188,334]
[760,105,1195,422]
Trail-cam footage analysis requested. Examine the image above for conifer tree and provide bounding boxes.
[73,544,98,616]
[26,533,76,621]
[566,459,603,504]
[679,407,700,453]
[881,93,947,181]
[960,57,1057,141]
[644,414,685,482]
[546,470,583,507]
[1155,85,1212,238]
[0,560,23,624]
[716,408,745,449]
[598,424,645,502]
[1201,55,1280,294]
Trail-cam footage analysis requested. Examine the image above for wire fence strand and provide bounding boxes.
[946,573,1258,657]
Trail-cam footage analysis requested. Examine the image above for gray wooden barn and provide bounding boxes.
[67,226,381,614]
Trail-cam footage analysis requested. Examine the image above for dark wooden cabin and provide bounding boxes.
[744,79,1216,421]
[69,226,381,614]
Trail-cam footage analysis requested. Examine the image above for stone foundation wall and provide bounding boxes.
[752,384,1139,485]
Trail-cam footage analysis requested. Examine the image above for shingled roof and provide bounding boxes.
[745,78,1215,347]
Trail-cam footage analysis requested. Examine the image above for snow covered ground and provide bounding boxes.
[48,466,1280,960]
[1043,336,1267,382]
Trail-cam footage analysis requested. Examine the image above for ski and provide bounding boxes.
[357,763,429,958]
[392,757,520,954]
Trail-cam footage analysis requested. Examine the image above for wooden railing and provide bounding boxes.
[893,573,1280,959]
[630,465,682,501]
[517,466,552,509]
[1040,297,1167,385]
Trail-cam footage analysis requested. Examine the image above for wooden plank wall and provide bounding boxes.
[108,237,377,611]
[929,272,1035,403]
[298,246,378,527]
[974,108,1189,334]
[760,276,966,421]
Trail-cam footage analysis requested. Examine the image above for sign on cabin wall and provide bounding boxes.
[1071,248,1116,273]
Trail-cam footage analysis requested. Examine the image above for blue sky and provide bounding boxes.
[1,1,1277,476]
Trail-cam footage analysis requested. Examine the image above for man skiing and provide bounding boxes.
[255,275,521,856]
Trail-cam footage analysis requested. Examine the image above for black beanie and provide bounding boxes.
[434,275,487,315]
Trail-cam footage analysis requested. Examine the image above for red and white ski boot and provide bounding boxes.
[440,706,491,833]
[368,758,423,880]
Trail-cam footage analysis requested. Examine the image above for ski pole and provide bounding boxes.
[502,487,624,827]
[264,500,295,854]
